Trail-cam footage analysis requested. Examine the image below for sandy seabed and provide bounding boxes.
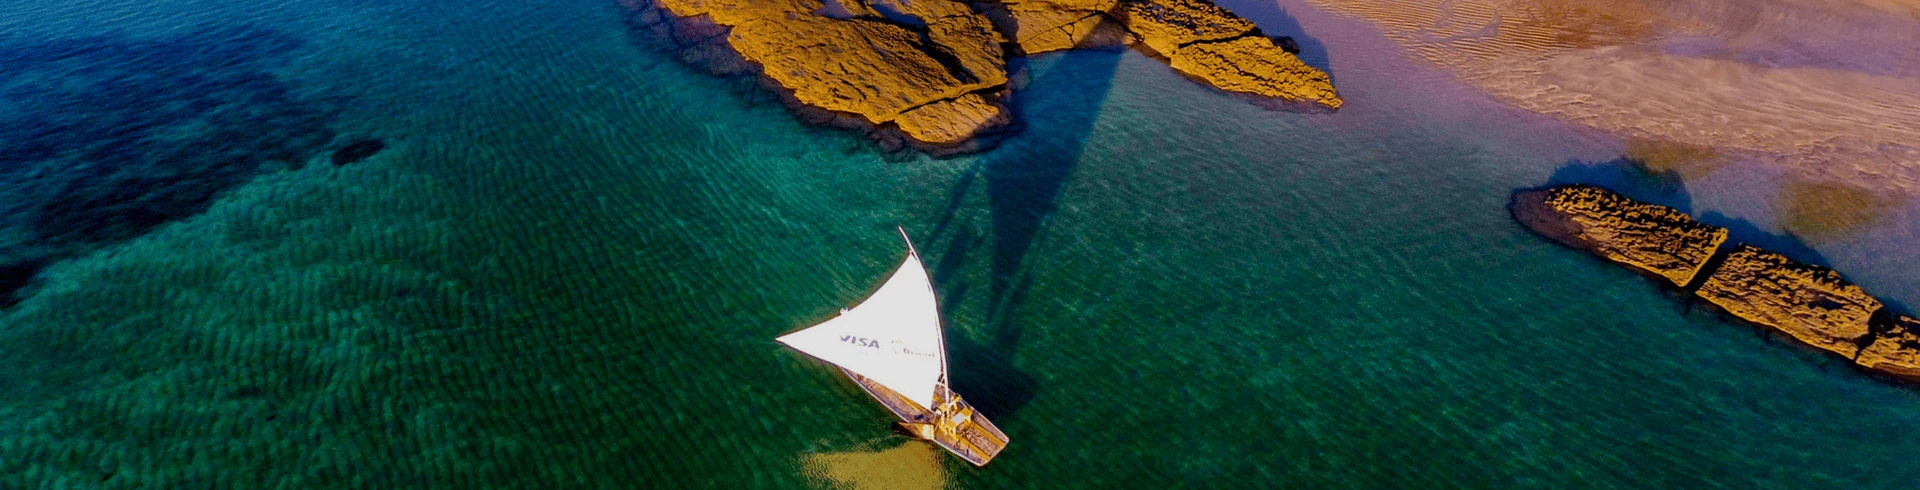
[1300,0,1920,233]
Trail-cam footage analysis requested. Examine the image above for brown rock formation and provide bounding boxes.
[978,1,1129,55]
[627,0,1340,152]
[1169,36,1342,110]
[1509,185,1728,286]
[893,94,1012,145]
[1858,315,1920,379]
[1695,246,1883,358]
[1113,0,1341,109]
[1114,0,1256,56]
[1513,183,1920,386]
[642,0,1010,150]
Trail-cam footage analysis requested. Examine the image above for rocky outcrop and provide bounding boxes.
[1514,183,1920,385]
[1509,185,1728,286]
[1695,246,1882,358]
[635,0,1011,152]
[1859,315,1920,379]
[1112,0,1339,110]
[1114,0,1254,55]
[626,0,1341,153]
[978,1,1129,55]
[1166,36,1341,110]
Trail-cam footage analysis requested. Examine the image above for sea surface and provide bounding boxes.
[1,0,1918,488]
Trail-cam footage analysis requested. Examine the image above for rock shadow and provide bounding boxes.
[1212,0,1336,83]
[0,28,344,308]
[928,47,1123,418]
[1540,157,1833,269]
[1545,157,1693,212]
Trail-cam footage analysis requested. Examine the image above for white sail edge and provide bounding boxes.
[897,227,954,406]
[776,251,946,408]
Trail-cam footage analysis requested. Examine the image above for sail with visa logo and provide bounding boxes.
[775,229,1010,466]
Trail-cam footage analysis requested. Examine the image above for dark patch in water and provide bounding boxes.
[0,27,339,307]
[0,260,45,309]
[924,50,1124,419]
[331,138,386,166]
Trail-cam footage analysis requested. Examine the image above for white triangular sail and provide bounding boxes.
[778,253,947,408]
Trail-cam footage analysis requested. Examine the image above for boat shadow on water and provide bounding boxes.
[925,47,1126,421]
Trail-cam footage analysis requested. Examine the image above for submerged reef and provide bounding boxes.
[0,28,348,307]
[1512,185,1920,384]
[331,139,388,166]
[622,0,1340,153]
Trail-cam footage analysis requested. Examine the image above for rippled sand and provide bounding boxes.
[1301,0,1920,205]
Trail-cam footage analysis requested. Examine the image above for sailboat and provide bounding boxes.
[776,232,1010,466]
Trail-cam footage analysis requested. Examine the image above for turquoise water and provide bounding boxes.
[2,0,1918,487]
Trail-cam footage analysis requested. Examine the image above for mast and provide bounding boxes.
[898,226,954,407]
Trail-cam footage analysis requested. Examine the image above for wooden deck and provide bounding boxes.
[842,369,1009,466]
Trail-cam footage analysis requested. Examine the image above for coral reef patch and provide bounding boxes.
[0,28,342,307]
[331,139,388,166]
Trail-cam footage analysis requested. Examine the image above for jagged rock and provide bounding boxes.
[1170,36,1341,110]
[633,0,1341,152]
[1105,0,1341,109]
[1510,185,1728,286]
[648,0,1011,148]
[893,94,1013,147]
[1696,246,1883,358]
[1858,315,1920,379]
[1271,35,1299,54]
[1113,0,1255,56]
[979,1,1128,55]
[725,17,999,118]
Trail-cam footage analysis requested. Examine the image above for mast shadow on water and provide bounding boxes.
[927,47,1125,419]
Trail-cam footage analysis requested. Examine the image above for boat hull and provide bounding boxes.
[842,369,1009,466]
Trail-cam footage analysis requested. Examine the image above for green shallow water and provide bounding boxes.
[2,0,1918,488]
